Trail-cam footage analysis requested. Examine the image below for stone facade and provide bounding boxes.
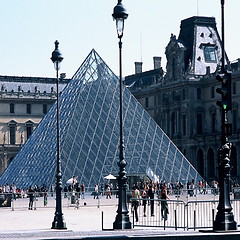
[0,75,69,174]
[125,16,240,182]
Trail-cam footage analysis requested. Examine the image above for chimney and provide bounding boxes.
[238,58,240,70]
[60,73,66,79]
[135,62,143,74]
[153,57,161,69]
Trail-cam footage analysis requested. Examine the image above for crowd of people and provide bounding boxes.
[130,181,171,222]
[0,177,239,211]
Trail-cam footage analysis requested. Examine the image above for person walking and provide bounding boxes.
[141,186,148,217]
[148,184,155,217]
[43,188,48,207]
[160,185,170,221]
[132,185,140,222]
[106,185,111,199]
[28,186,35,210]
[94,184,99,199]
[81,183,85,199]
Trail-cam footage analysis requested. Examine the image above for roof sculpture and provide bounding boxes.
[0,49,202,189]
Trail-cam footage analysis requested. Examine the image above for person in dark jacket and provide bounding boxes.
[161,185,170,221]
[28,186,35,210]
[148,184,155,216]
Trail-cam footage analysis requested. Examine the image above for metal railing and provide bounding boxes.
[132,198,240,230]
[0,191,119,210]
[1,189,240,230]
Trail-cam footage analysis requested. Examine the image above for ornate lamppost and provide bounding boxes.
[112,0,131,230]
[51,40,67,230]
[213,0,237,231]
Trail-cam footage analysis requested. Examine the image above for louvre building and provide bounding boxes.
[0,49,202,189]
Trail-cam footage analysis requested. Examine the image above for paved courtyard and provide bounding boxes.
[0,192,239,239]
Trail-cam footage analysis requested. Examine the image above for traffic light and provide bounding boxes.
[216,71,232,111]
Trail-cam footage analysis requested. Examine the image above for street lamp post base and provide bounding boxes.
[52,214,67,230]
[213,212,237,231]
[113,213,132,229]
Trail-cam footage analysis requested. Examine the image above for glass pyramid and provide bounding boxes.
[0,49,202,189]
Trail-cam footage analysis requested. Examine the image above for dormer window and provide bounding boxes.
[203,45,216,62]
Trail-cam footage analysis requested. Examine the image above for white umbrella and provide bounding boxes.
[66,177,78,185]
[104,174,116,180]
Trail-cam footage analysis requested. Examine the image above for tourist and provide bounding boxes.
[94,184,99,199]
[131,185,140,222]
[148,184,155,217]
[141,186,148,217]
[28,186,35,210]
[160,185,170,221]
[81,182,85,199]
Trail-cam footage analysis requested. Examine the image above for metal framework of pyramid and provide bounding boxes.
[0,49,202,189]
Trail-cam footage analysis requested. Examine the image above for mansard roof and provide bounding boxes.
[0,75,70,94]
[125,68,164,88]
[178,16,223,76]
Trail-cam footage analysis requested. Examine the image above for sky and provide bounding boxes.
[0,0,239,79]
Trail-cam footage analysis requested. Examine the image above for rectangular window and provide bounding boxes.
[182,114,186,136]
[197,88,201,100]
[211,112,216,133]
[233,110,237,132]
[158,93,161,105]
[233,82,236,95]
[154,95,157,106]
[27,104,31,114]
[43,104,47,114]
[197,114,202,135]
[211,87,215,98]
[182,89,185,101]
[10,103,14,113]
[9,126,16,145]
[204,46,217,62]
[26,126,32,139]
[145,97,149,108]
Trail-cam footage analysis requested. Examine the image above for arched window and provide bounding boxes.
[196,113,203,135]
[207,148,215,179]
[8,120,17,145]
[171,112,175,137]
[232,110,237,132]
[172,58,177,80]
[197,149,204,177]
[230,146,237,177]
[25,121,34,140]
[211,112,216,133]
[182,114,186,136]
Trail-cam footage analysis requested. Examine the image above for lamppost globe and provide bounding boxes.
[51,40,64,71]
[112,0,128,38]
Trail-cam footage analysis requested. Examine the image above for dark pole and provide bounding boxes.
[221,0,225,73]
[213,0,237,231]
[51,40,67,230]
[112,0,131,230]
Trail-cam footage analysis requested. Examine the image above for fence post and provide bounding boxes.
[185,202,188,230]
[101,211,104,230]
[11,194,14,211]
[34,192,37,210]
[98,194,100,208]
[174,209,177,230]
[193,210,196,231]
[132,207,135,228]
[212,208,215,228]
